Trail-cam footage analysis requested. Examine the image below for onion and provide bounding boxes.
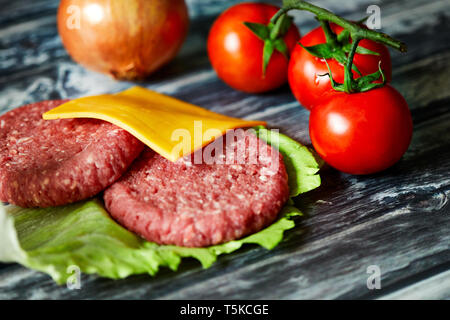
[57,0,189,80]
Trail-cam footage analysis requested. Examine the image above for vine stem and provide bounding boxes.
[318,19,337,47]
[271,0,407,52]
[344,37,361,93]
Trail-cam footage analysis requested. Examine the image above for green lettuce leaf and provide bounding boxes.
[254,127,321,196]
[0,131,320,284]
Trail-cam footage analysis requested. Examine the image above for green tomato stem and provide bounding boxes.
[343,37,361,93]
[318,20,337,47]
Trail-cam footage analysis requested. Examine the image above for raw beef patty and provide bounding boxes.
[104,131,290,247]
[0,100,144,207]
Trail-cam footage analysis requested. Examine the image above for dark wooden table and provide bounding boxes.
[0,0,449,300]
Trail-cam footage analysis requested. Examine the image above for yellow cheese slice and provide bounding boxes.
[43,86,266,162]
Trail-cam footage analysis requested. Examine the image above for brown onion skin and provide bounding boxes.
[57,0,189,80]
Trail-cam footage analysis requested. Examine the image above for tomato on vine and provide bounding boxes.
[288,23,392,110]
[309,85,413,175]
[270,0,410,175]
[207,3,300,93]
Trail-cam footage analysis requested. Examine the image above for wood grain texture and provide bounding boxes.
[0,0,449,300]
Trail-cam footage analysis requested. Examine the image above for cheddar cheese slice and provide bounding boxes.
[43,86,266,162]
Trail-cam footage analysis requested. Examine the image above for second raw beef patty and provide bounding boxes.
[104,131,290,247]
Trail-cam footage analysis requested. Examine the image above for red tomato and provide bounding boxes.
[207,3,300,93]
[309,85,413,175]
[289,24,392,110]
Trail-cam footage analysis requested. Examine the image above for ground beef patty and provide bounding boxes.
[104,131,290,247]
[0,100,144,207]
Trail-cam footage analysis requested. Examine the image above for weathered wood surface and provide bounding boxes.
[0,0,449,300]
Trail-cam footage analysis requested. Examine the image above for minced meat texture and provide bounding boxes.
[0,100,144,207]
[104,131,289,247]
